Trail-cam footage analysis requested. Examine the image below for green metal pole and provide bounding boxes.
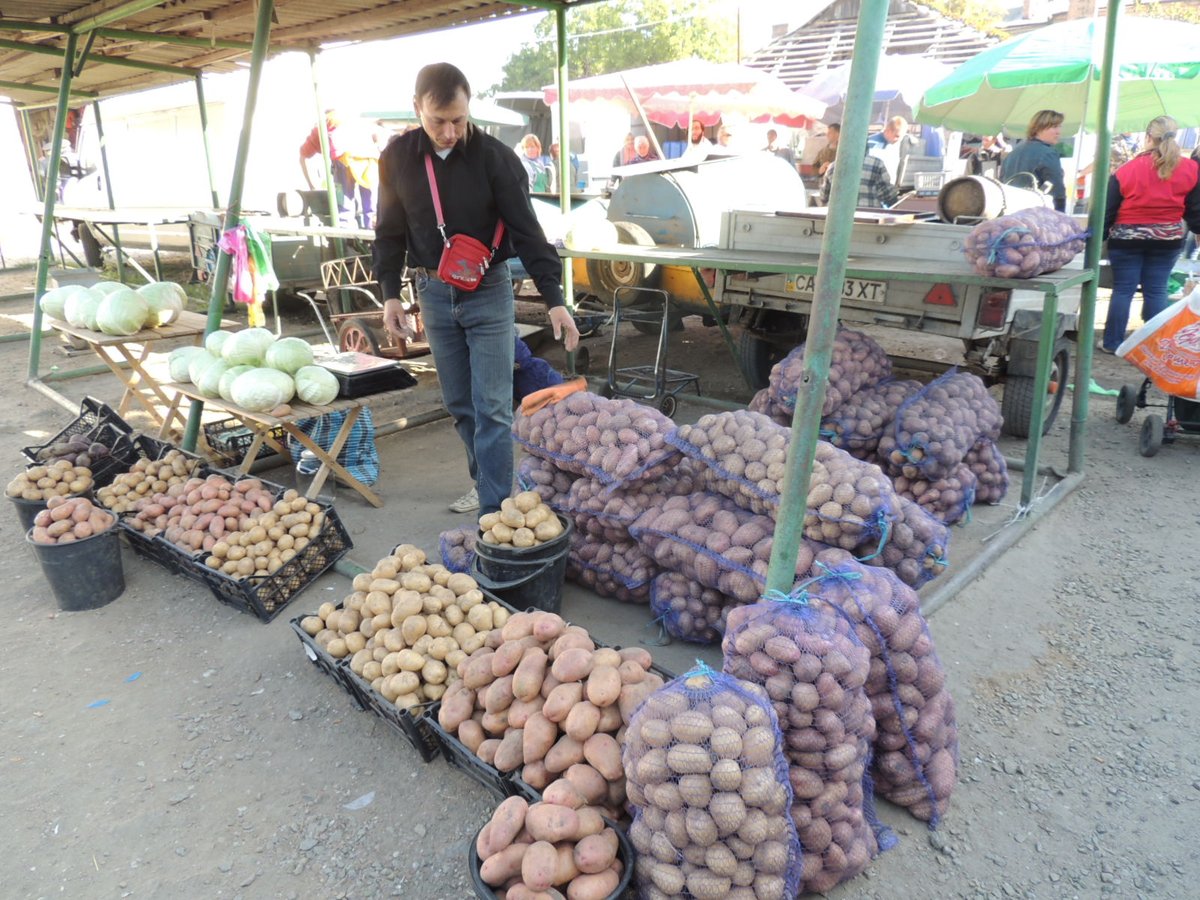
[93,27,253,51]
[1070,3,1121,474]
[92,100,126,283]
[764,0,889,594]
[195,74,221,208]
[181,0,275,451]
[554,3,578,373]
[28,30,78,383]
[1019,290,1059,506]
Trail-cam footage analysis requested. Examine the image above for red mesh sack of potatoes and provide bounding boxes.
[877,370,1003,482]
[439,525,477,574]
[820,379,923,461]
[859,495,951,589]
[567,527,658,604]
[803,548,959,825]
[767,327,892,417]
[623,661,804,900]
[667,410,900,553]
[891,463,977,526]
[965,438,1009,505]
[629,491,823,604]
[964,206,1087,278]
[517,454,578,508]
[722,595,895,893]
[513,391,680,488]
[649,571,741,644]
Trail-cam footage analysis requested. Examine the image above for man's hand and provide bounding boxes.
[382,298,415,342]
[548,306,581,353]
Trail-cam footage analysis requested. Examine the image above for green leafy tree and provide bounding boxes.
[920,0,1009,38]
[493,0,737,92]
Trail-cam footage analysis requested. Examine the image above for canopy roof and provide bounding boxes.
[0,0,581,108]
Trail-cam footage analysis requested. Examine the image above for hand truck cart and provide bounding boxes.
[599,285,699,417]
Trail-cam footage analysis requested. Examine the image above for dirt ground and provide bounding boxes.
[1,252,1198,900]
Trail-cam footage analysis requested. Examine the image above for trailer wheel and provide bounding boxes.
[338,316,382,356]
[737,329,788,390]
[1001,341,1070,438]
[585,221,661,306]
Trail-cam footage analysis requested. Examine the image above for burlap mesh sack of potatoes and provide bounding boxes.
[767,327,892,418]
[667,410,900,553]
[820,379,923,461]
[859,495,951,589]
[567,528,658,604]
[802,548,959,825]
[722,595,894,894]
[877,370,1003,482]
[517,454,578,508]
[623,662,804,900]
[964,206,1088,279]
[630,491,823,604]
[965,438,1010,505]
[439,525,478,574]
[891,464,978,526]
[648,572,741,645]
[513,391,680,488]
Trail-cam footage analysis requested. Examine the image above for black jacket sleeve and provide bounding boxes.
[372,144,408,301]
[1103,174,1123,238]
[1184,174,1200,235]
[489,146,565,309]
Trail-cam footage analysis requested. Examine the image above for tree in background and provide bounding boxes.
[493,0,737,92]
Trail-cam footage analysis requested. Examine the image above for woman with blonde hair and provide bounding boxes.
[1101,115,1200,352]
[1000,109,1067,211]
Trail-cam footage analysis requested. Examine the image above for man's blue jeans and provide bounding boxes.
[415,262,515,515]
[1104,243,1180,351]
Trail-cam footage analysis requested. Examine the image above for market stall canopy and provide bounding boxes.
[0,1,562,108]
[914,16,1200,134]
[542,58,826,128]
[802,53,953,125]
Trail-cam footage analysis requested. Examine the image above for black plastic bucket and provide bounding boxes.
[26,525,125,611]
[471,514,572,613]
[10,495,48,532]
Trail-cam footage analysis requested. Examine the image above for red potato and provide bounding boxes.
[573,829,618,874]
[495,728,526,773]
[523,713,558,765]
[544,734,585,774]
[564,765,608,805]
[582,734,622,782]
[513,648,549,702]
[571,806,605,840]
[525,803,580,843]
[480,842,531,886]
[487,797,530,854]
[522,841,559,892]
[541,779,587,810]
[550,647,594,683]
[564,701,602,743]
[553,842,580,886]
[585,665,621,707]
[565,868,619,900]
[543,683,584,723]
[531,611,567,643]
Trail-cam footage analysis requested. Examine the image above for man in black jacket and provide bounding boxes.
[374,63,579,515]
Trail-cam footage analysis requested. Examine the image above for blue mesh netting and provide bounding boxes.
[623,660,804,900]
[648,572,740,644]
[767,326,892,418]
[439,525,477,574]
[964,207,1088,278]
[516,454,577,509]
[860,495,951,589]
[512,391,680,488]
[820,378,923,461]
[892,463,977,526]
[559,468,700,546]
[565,527,657,604]
[666,411,901,554]
[965,438,1010,505]
[799,549,959,827]
[721,595,892,894]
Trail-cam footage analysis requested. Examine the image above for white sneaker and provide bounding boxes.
[450,486,479,513]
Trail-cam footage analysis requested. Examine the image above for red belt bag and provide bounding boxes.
[426,154,505,291]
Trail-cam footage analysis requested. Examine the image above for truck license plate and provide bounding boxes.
[784,274,887,303]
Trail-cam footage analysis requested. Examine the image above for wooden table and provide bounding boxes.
[48,310,236,436]
[157,383,386,508]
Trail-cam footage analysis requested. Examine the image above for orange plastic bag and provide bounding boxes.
[1117,291,1200,399]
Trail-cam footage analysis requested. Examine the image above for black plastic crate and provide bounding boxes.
[118,524,196,574]
[203,418,285,466]
[342,667,441,763]
[289,615,370,712]
[424,702,523,801]
[22,397,140,489]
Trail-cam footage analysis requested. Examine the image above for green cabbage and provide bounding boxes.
[196,359,231,399]
[205,329,233,356]
[230,367,295,413]
[168,346,206,383]
[89,281,126,297]
[64,290,103,330]
[294,365,340,405]
[264,337,314,375]
[96,288,151,336]
[188,350,222,386]
[136,281,185,326]
[221,327,276,367]
[218,364,255,403]
[39,284,89,321]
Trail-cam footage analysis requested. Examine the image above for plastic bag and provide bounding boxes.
[624,661,803,900]
[722,595,891,893]
[1117,290,1200,399]
[964,207,1088,278]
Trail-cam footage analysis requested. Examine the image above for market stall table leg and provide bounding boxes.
[279,406,382,508]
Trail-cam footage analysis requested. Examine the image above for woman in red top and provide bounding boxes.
[1102,115,1200,352]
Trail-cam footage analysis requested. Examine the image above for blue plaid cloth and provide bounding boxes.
[287,408,379,486]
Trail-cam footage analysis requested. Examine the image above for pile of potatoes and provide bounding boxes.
[475,794,625,900]
[722,599,880,895]
[965,438,1009,505]
[436,610,665,817]
[126,473,272,550]
[29,495,115,544]
[630,491,818,604]
[567,532,657,605]
[669,410,900,552]
[767,327,892,418]
[747,388,792,428]
[562,469,698,546]
[965,207,1086,278]
[203,488,327,578]
[820,379,923,461]
[30,435,113,469]
[891,464,977,526]
[518,455,577,508]
[301,545,511,709]
[649,572,738,644]
[805,548,958,824]
[96,449,201,513]
[480,492,565,548]
[439,525,478,574]
[7,461,93,502]
[860,496,950,589]
[878,372,1003,482]
[623,667,801,900]
[513,391,678,486]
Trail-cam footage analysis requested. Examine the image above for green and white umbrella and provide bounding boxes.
[915,16,1200,134]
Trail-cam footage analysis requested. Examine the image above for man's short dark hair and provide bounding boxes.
[415,63,470,107]
[829,123,841,133]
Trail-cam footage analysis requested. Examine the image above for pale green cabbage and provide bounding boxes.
[294,365,340,405]
[196,359,231,399]
[230,367,295,413]
[39,284,89,321]
[96,288,151,336]
[64,290,103,330]
[205,329,234,356]
[168,346,206,383]
[218,364,255,403]
[136,282,186,326]
[264,337,314,375]
[188,350,222,386]
[221,327,276,367]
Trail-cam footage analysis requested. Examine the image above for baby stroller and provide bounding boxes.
[1115,379,1200,456]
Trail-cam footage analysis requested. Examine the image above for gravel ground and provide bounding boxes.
[1,250,1198,899]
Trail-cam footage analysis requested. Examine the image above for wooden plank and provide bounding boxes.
[48,309,235,346]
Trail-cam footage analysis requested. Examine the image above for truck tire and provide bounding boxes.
[631,312,685,336]
[585,221,660,306]
[738,328,788,390]
[1001,340,1070,438]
